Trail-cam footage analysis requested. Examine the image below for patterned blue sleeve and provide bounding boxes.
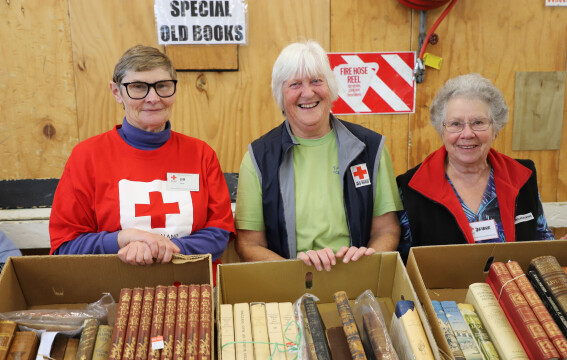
[536,191,555,240]
[396,188,413,262]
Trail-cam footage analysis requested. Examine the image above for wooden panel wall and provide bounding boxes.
[1,0,566,203]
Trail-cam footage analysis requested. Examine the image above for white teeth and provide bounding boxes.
[460,145,476,149]
[299,102,318,109]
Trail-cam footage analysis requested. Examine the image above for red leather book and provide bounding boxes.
[507,261,567,359]
[197,284,212,360]
[122,288,144,360]
[185,284,201,360]
[134,287,155,360]
[109,288,133,360]
[173,285,189,360]
[148,285,167,360]
[160,285,178,360]
[487,262,559,360]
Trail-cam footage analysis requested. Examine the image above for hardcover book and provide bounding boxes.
[123,288,144,360]
[185,284,201,360]
[302,297,331,360]
[92,325,113,360]
[197,284,212,360]
[135,287,155,360]
[333,291,366,360]
[395,300,434,360]
[325,326,352,360]
[109,288,133,360]
[507,261,567,359]
[219,304,235,360]
[0,320,17,360]
[148,285,167,360]
[278,302,299,359]
[76,318,100,360]
[439,301,481,360]
[49,334,68,360]
[458,303,499,360]
[431,300,465,360]
[527,270,567,338]
[530,256,567,326]
[249,302,270,360]
[361,307,397,360]
[173,285,188,360]
[487,261,560,359]
[63,338,80,360]
[160,285,178,360]
[233,303,254,360]
[265,302,286,360]
[466,282,529,360]
[6,331,39,360]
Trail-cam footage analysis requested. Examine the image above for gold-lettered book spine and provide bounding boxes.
[76,318,100,360]
[92,325,113,360]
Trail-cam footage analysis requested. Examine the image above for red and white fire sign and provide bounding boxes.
[328,52,416,115]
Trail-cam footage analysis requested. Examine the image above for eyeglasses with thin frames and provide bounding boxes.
[443,118,492,133]
[120,80,178,99]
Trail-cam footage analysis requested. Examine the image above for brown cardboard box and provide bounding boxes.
[217,251,441,359]
[0,254,214,357]
[405,239,567,360]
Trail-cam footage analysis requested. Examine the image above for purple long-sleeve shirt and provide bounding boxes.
[54,119,230,261]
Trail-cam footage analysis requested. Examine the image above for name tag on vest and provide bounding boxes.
[515,212,534,224]
[167,172,199,191]
[470,219,498,242]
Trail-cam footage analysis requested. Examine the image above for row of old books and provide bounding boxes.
[434,255,567,360]
[0,318,112,360]
[108,284,212,360]
[218,289,435,360]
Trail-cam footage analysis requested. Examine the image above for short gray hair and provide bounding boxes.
[271,40,338,113]
[112,44,177,84]
[430,73,508,136]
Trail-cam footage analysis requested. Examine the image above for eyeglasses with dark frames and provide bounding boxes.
[443,118,493,133]
[120,80,178,99]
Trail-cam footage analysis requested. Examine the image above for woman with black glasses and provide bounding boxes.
[49,45,235,272]
[396,73,553,262]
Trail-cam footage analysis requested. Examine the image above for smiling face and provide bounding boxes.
[442,96,496,170]
[282,74,332,139]
[110,68,176,133]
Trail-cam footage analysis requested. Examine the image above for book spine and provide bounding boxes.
[466,282,529,360]
[49,334,68,360]
[233,303,254,360]
[109,288,133,360]
[148,285,167,360]
[531,256,567,326]
[302,297,331,360]
[278,302,299,360]
[249,302,270,360]
[0,320,18,360]
[92,325,113,360]
[265,302,286,360]
[185,284,201,360]
[528,269,567,338]
[63,338,80,360]
[395,300,435,360]
[122,288,144,360]
[76,318,100,360]
[173,285,188,360]
[325,326,352,359]
[333,291,367,360]
[431,300,466,360]
[457,303,499,360]
[160,285,178,360]
[197,284,212,360]
[302,317,319,360]
[507,261,567,359]
[487,262,559,359]
[134,287,155,360]
[219,304,236,360]
[6,331,39,360]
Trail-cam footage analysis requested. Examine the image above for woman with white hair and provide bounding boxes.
[397,73,554,262]
[234,40,402,271]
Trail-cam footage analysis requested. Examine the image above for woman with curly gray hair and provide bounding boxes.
[396,73,553,262]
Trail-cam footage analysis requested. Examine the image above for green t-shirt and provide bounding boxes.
[234,129,402,255]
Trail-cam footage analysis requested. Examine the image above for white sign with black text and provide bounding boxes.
[154,0,248,45]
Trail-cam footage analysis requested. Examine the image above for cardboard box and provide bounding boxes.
[406,239,567,359]
[0,254,214,356]
[217,251,441,359]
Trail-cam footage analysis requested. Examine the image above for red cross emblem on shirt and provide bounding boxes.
[135,191,180,228]
[352,165,368,180]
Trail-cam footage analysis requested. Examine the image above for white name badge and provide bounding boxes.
[470,219,498,242]
[515,212,535,224]
[166,173,199,191]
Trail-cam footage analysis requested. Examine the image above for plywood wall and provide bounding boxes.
[1,0,566,203]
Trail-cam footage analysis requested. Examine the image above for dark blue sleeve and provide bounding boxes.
[170,227,230,261]
[54,231,120,254]
[396,188,413,263]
